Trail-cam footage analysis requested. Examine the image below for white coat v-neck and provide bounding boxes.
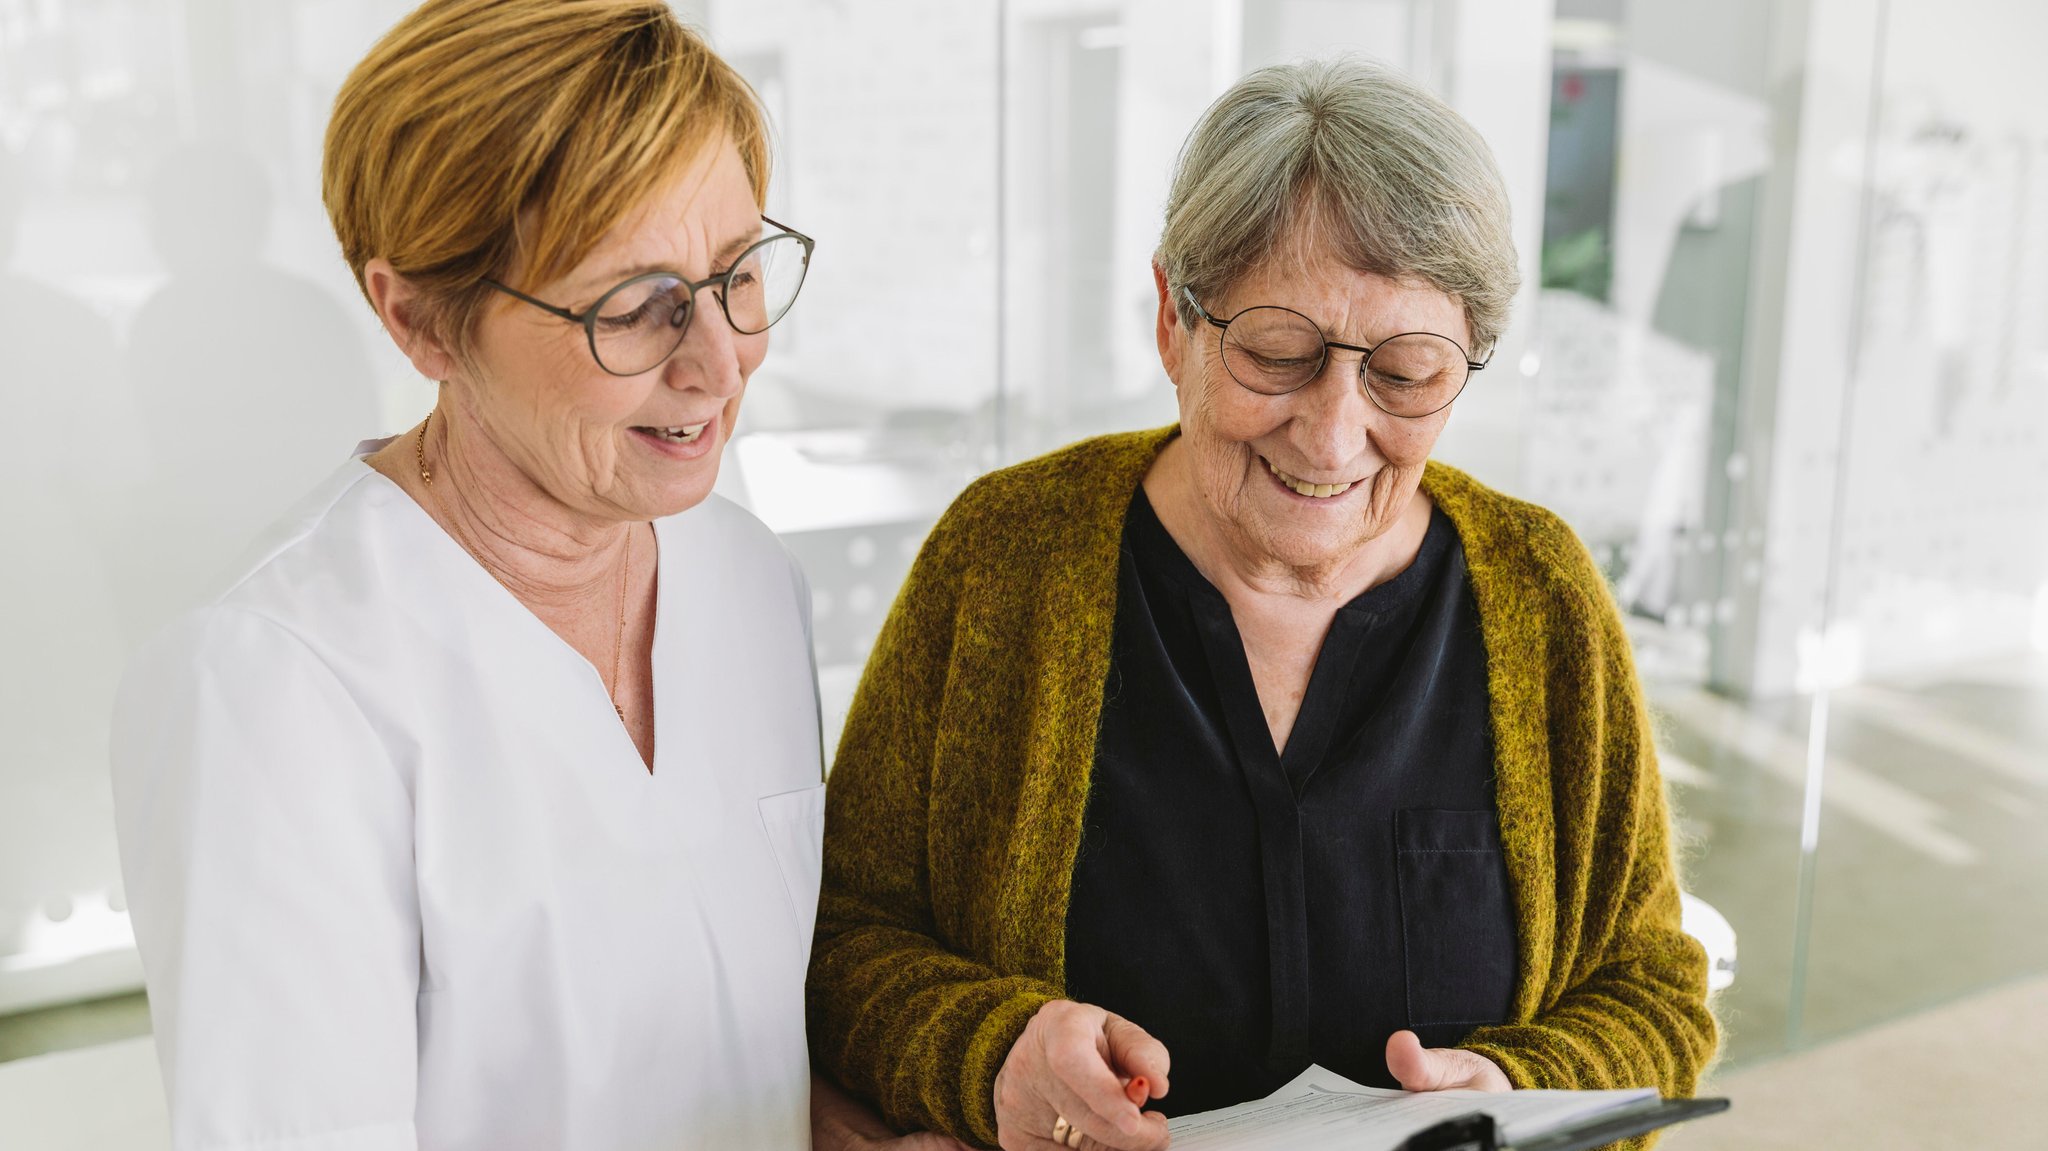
[110,451,825,1151]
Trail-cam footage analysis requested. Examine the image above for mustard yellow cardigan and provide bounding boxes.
[808,428,1717,1147]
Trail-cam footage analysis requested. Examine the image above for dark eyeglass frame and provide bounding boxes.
[483,215,814,377]
[1182,287,1490,418]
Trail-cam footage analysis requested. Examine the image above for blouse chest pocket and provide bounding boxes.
[1395,808,1519,1048]
[758,783,827,962]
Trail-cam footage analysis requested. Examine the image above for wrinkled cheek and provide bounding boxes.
[1374,470,1400,513]
[1366,466,1421,531]
[1387,419,1446,472]
[1177,370,1239,432]
[1191,403,1271,472]
[1197,443,1261,515]
[575,432,625,493]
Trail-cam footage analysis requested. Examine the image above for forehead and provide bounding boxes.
[1223,247,1471,349]
[567,142,760,287]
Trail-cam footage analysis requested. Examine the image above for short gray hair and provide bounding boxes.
[1157,57,1519,355]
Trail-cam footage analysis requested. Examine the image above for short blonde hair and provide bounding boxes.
[322,0,770,355]
[1158,57,1518,355]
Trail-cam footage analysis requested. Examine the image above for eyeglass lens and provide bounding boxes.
[587,232,810,375]
[1218,305,1471,416]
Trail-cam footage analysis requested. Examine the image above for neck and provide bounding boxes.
[1146,437,1426,607]
[415,398,636,611]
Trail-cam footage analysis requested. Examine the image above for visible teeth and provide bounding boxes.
[1264,458,1352,498]
[648,423,708,443]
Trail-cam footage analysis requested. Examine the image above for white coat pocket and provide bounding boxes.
[757,783,827,963]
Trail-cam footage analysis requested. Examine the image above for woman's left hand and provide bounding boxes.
[1385,1030,1512,1093]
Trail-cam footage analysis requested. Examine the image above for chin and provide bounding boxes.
[1247,521,1360,570]
[624,456,720,520]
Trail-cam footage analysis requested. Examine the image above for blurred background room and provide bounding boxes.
[2,0,2045,1147]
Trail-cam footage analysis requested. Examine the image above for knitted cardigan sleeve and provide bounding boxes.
[1456,517,1719,1126]
[805,509,1060,1146]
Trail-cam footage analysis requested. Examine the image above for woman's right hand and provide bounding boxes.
[992,1000,1172,1150]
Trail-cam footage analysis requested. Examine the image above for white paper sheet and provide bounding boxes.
[1166,1065,1659,1151]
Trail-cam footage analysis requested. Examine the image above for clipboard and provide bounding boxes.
[1397,1096,1731,1151]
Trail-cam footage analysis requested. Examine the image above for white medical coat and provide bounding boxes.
[110,454,825,1151]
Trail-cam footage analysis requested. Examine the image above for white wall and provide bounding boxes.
[0,0,420,1010]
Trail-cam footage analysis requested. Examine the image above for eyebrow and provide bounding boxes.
[1203,289,1475,355]
[582,224,762,294]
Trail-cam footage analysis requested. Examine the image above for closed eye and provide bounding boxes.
[1248,351,1319,369]
[1368,368,1426,389]
[596,298,670,331]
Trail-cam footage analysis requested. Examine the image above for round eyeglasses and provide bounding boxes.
[1182,287,1488,418]
[485,217,813,377]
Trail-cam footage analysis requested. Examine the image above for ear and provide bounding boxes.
[364,257,460,382]
[1153,259,1186,386]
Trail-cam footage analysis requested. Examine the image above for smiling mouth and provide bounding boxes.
[636,423,709,445]
[1263,457,1358,499]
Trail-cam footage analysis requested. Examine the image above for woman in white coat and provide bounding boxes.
[109,3,956,1149]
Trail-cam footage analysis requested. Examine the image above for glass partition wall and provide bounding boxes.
[1,0,2043,1106]
[1783,0,2048,1055]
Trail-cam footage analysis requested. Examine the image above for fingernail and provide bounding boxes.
[1125,1075,1150,1105]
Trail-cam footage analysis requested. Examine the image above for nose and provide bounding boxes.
[663,284,748,398]
[1287,350,1378,468]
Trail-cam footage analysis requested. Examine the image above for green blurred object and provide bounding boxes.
[1542,226,1614,300]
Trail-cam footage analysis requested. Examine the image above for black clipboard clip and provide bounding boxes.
[1397,1097,1731,1151]
[1398,1112,1501,1151]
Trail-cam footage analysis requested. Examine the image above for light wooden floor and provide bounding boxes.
[1666,973,2048,1150]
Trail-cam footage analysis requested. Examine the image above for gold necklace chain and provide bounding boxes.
[417,409,630,725]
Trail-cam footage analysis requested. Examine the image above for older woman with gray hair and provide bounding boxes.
[808,58,1716,1150]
